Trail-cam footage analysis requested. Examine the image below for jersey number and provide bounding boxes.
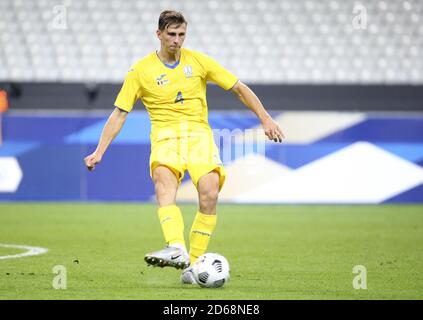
[175,91,184,104]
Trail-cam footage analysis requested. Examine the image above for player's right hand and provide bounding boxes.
[262,116,285,143]
[84,153,102,171]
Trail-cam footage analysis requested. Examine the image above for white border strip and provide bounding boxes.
[0,243,48,260]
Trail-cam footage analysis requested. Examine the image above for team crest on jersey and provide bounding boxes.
[184,65,193,78]
[156,74,169,86]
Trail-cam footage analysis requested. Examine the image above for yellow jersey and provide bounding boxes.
[114,48,238,140]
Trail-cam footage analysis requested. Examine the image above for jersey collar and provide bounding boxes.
[156,50,181,69]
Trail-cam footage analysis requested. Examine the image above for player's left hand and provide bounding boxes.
[84,152,102,171]
[262,116,285,143]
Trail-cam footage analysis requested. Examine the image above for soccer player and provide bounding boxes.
[84,10,284,284]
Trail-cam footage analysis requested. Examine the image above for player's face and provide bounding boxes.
[157,23,187,54]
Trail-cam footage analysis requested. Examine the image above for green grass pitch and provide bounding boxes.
[0,203,422,300]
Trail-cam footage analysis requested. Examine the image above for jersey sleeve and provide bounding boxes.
[196,52,238,90]
[114,68,143,112]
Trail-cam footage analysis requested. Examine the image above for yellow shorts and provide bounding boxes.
[149,130,226,190]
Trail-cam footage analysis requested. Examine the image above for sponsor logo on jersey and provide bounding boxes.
[156,74,169,86]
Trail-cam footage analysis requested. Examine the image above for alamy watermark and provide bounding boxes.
[152,124,268,174]
[352,2,368,30]
[352,265,367,289]
[52,265,67,289]
[49,0,72,30]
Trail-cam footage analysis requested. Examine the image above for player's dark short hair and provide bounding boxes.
[158,10,187,31]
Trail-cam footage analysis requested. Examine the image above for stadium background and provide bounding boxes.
[0,0,422,300]
[1,0,422,203]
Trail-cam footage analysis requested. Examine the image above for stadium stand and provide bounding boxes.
[0,0,422,84]
[0,0,422,111]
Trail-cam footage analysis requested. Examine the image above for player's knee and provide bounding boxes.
[155,180,175,198]
[154,181,164,196]
[199,187,219,205]
[152,167,178,193]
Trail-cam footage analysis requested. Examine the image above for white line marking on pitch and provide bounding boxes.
[0,243,48,260]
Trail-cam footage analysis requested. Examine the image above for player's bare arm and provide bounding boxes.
[84,107,128,171]
[231,81,285,143]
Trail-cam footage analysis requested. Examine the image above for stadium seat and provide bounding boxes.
[0,0,421,84]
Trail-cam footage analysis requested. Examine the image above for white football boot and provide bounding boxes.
[180,266,197,285]
[144,246,190,270]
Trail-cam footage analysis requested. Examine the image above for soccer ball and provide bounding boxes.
[192,253,230,288]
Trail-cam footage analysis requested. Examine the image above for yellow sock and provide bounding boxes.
[157,205,186,250]
[189,211,217,264]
